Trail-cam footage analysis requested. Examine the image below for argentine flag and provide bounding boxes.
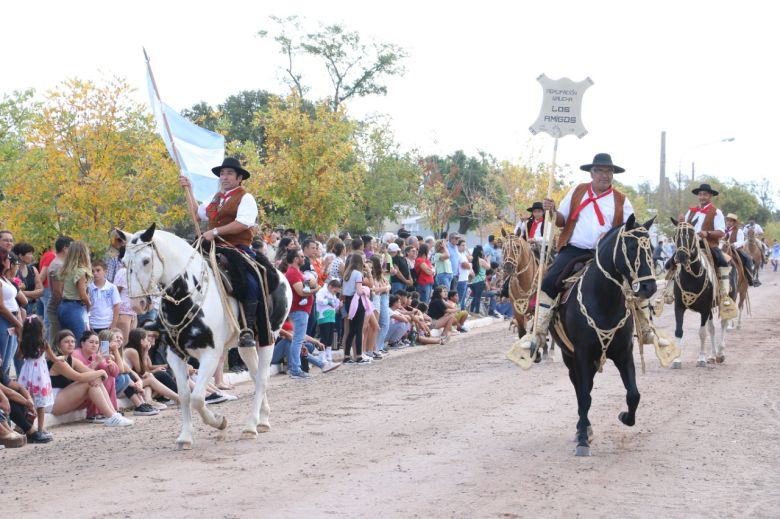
[145,55,222,203]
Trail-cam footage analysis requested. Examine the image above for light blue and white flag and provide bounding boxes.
[145,57,223,203]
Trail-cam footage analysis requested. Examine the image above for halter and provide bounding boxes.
[579,223,655,371]
[502,234,538,315]
[672,222,712,307]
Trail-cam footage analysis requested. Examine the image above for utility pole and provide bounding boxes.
[660,131,666,198]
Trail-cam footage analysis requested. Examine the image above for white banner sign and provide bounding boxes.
[529,74,593,139]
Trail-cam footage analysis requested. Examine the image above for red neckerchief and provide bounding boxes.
[570,185,613,225]
[689,203,712,215]
[529,218,543,239]
[207,187,241,219]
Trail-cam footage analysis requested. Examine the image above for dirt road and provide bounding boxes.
[4,273,779,518]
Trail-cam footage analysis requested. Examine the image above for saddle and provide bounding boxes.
[209,245,280,302]
[556,254,594,305]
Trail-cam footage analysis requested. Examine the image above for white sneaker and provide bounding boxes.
[220,392,238,401]
[322,362,341,373]
[104,413,134,427]
[150,401,168,410]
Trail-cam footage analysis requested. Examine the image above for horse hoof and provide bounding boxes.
[716,355,725,364]
[176,441,192,451]
[671,359,682,369]
[241,430,258,439]
[696,359,706,367]
[257,424,271,433]
[575,445,591,457]
[619,411,635,427]
[217,416,228,430]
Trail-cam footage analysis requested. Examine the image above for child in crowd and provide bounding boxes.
[445,290,470,332]
[16,316,55,442]
[99,329,161,415]
[316,279,341,364]
[88,260,121,334]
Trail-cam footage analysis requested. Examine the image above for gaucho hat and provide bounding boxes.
[691,183,719,196]
[527,201,544,212]
[212,157,251,179]
[580,153,625,174]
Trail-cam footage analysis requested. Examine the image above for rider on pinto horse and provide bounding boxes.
[666,183,736,312]
[179,157,261,348]
[519,153,668,355]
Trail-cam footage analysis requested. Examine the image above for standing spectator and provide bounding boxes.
[0,248,25,380]
[342,253,369,364]
[468,245,491,315]
[316,280,341,359]
[36,245,56,317]
[433,239,452,289]
[301,238,323,337]
[389,243,412,294]
[274,236,295,268]
[57,241,92,343]
[447,233,461,290]
[284,248,315,378]
[43,236,72,344]
[87,260,121,334]
[370,256,392,353]
[483,235,497,264]
[106,230,126,283]
[415,243,435,304]
[13,243,43,315]
[362,235,375,258]
[653,239,667,274]
[15,315,54,442]
[113,263,136,345]
[772,239,779,272]
[404,246,418,289]
[0,230,14,252]
[456,239,472,310]
[327,241,346,282]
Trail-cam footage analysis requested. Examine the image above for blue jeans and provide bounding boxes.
[391,281,408,295]
[484,290,498,313]
[457,280,469,310]
[435,273,452,291]
[272,338,290,365]
[0,314,18,379]
[469,281,486,313]
[58,300,87,343]
[496,300,513,317]
[41,287,51,339]
[116,373,132,395]
[417,284,433,304]
[288,310,309,376]
[376,293,390,351]
[303,343,325,369]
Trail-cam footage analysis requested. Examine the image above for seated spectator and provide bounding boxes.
[445,290,470,332]
[71,330,126,421]
[427,287,456,341]
[483,264,501,318]
[0,386,28,448]
[99,329,164,415]
[123,328,179,407]
[47,330,133,427]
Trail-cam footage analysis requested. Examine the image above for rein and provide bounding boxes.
[576,223,654,371]
[502,236,538,314]
[672,222,712,307]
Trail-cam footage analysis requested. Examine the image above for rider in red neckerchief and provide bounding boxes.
[179,157,261,348]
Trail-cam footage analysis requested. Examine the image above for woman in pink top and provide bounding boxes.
[71,330,120,419]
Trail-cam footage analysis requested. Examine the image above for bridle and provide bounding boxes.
[673,222,705,277]
[595,223,655,294]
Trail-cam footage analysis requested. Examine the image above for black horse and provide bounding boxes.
[550,215,657,456]
[669,219,735,368]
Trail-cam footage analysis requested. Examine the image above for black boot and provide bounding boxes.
[240,300,258,347]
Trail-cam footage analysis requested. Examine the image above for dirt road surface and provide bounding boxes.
[4,274,779,518]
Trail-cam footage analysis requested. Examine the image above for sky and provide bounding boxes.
[3,0,777,203]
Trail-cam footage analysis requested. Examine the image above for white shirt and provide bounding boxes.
[724,226,745,248]
[683,205,726,234]
[1,278,19,312]
[519,218,545,241]
[88,281,122,329]
[745,222,764,235]
[559,185,634,250]
[457,251,471,282]
[197,189,258,227]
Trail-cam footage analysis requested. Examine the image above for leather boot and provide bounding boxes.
[717,266,734,308]
[530,292,556,348]
[240,300,258,347]
[636,299,670,346]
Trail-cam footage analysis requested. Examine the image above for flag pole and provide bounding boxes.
[143,48,202,237]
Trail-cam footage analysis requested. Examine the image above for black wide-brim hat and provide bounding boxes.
[691,183,719,196]
[212,157,251,179]
[527,201,544,212]
[580,153,625,174]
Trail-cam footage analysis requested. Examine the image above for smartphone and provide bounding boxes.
[100,340,110,356]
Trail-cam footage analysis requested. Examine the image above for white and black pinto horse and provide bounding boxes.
[119,224,292,449]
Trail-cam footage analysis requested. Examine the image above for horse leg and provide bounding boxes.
[706,318,717,363]
[238,345,273,437]
[192,348,228,431]
[614,347,640,427]
[573,353,597,457]
[716,318,727,363]
[563,354,593,443]
[167,351,194,450]
[672,304,685,369]
[696,318,708,367]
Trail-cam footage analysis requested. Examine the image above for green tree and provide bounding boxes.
[0,89,38,194]
[0,78,184,253]
[259,16,407,111]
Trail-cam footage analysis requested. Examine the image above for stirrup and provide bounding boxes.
[506,332,541,370]
[239,329,257,348]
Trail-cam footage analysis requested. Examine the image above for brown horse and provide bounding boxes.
[501,228,557,358]
[744,229,764,285]
[721,243,750,329]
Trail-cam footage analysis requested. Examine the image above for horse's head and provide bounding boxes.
[116,223,160,314]
[599,214,657,298]
[670,217,698,269]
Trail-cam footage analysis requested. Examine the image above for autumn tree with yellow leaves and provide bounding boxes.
[0,78,184,254]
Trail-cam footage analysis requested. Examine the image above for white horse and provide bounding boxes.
[119,224,292,449]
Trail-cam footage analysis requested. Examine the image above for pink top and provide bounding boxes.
[72,348,120,412]
[348,285,374,319]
